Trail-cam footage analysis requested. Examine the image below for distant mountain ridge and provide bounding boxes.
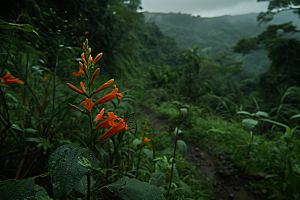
[143,11,300,74]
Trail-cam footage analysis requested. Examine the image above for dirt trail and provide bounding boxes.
[140,107,269,200]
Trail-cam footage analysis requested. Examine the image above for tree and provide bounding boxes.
[233,0,300,109]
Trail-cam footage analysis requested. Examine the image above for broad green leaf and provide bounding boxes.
[105,176,165,200]
[73,175,96,195]
[242,119,258,131]
[0,177,35,199]
[255,111,269,118]
[177,140,187,157]
[180,108,187,115]
[149,172,166,187]
[48,145,99,200]
[143,149,153,159]
[35,185,53,200]
[179,180,192,195]
[133,138,142,147]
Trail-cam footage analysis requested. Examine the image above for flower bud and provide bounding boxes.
[92,53,103,65]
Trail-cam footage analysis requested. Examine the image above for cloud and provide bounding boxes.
[141,0,269,17]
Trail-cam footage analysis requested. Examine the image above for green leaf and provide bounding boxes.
[259,118,289,129]
[48,145,99,200]
[264,174,279,179]
[0,84,10,88]
[27,137,53,151]
[290,114,300,121]
[179,180,192,195]
[133,139,142,147]
[180,108,187,115]
[143,149,153,159]
[73,175,96,195]
[236,111,253,116]
[35,185,53,200]
[255,111,269,118]
[177,140,187,157]
[149,172,166,187]
[0,177,35,199]
[288,158,298,194]
[242,119,258,131]
[0,19,38,36]
[95,145,109,168]
[105,176,165,200]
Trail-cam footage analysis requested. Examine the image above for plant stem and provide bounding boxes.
[243,131,254,172]
[0,39,45,116]
[167,134,178,198]
[136,143,143,179]
[281,143,289,192]
[0,88,11,150]
[87,172,91,200]
[52,39,61,113]
[89,115,93,150]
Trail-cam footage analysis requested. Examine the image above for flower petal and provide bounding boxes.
[1,73,15,80]
[82,98,94,114]
[80,81,86,94]
[94,85,118,105]
[95,108,105,121]
[93,79,114,94]
[91,68,100,83]
[92,53,103,65]
[66,83,85,95]
[2,78,24,84]
[143,138,151,145]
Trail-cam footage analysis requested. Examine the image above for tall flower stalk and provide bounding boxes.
[66,39,132,200]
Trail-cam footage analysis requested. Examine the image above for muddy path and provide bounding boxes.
[140,107,269,200]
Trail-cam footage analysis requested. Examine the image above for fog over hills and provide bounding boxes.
[143,11,300,74]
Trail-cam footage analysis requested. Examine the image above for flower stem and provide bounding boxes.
[87,172,91,200]
[89,115,93,150]
[167,134,178,198]
[136,143,143,179]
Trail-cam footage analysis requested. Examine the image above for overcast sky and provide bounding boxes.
[141,0,269,17]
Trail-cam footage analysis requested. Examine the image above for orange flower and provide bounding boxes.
[95,108,105,121]
[96,118,128,142]
[93,79,114,95]
[94,84,118,105]
[72,68,85,77]
[143,138,150,145]
[43,77,47,81]
[1,73,15,80]
[116,93,123,99]
[80,81,86,94]
[2,78,24,84]
[84,31,89,34]
[1,73,24,84]
[66,83,85,95]
[93,53,103,65]
[88,55,92,65]
[95,112,117,130]
[91,68,100,83]
[82,98,94,114]
[81,53,87,65]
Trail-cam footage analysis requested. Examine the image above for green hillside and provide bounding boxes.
[143,11,300,74]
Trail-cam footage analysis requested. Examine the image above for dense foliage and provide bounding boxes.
[1,0,300,199]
